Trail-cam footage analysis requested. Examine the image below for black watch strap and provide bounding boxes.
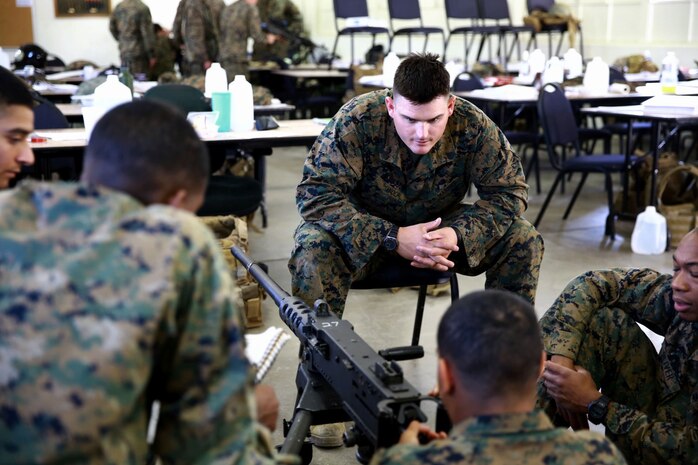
[383,224,399,251]
[587,394,610,425]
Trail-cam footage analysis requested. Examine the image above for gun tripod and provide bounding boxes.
[280,361,376,464]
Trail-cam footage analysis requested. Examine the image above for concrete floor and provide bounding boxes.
[245,145,673,464]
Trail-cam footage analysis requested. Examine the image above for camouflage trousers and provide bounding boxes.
[182,60,206,77]
[536,307,661,465]
[221,59,251,81]
[121,55,150,77]
[288,217,543,317]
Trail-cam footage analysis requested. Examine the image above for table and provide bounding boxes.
[455,85,653,127]
[581,104,698,206]
[55,102,298,125]
[267,68,349,118]
[30,119,324,227]
[270,69,349,79]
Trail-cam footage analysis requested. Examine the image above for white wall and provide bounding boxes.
[30,0,698,69]
[32,0,200,66]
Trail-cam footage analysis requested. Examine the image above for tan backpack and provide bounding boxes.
[199,215,265,328]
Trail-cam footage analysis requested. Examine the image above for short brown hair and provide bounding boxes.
[393,53,450,104]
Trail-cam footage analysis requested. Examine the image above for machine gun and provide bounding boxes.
[260,20,334,65]
[231,246,450,464]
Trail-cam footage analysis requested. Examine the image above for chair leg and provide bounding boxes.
[563,172,588,219]
[411,285,428,346]
[534,173,562,228]
[329,35,340,70]
[449,274,459,303]
[523,144,541,195]
[604,172,616,238]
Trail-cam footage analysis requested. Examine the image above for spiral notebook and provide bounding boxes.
[245,326,291,384]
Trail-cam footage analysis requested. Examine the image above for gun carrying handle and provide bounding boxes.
[378,345,425,361]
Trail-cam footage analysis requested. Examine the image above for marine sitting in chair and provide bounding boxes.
[289,52,543,322]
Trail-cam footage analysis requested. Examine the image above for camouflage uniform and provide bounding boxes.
[253,0,304,62]
[150,34,177,81]
[538,268,698,465]
[0,181,297,465]
[288,90,544,316]
[369,410,627,465]
[109,0,156,76]
[220,0,268,80]
[173,0,220,76]
[206,0,226,30]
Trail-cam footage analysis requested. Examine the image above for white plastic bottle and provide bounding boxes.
[229,75,254,132]
[660,51,679,94]
[94,74,133,110]
[382,52,401,88]
[84,75,132,139]
[542,56,564,84]
[631,206,667,255]
[528,48,546,77]
[205,62,228,98]
[563,48,583,79]
[0,47,10,69]
[583,56,609,95]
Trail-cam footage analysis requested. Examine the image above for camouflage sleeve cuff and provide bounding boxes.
[348,217,392,270]
[603,400,638,435]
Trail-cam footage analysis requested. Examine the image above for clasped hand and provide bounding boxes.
[397,218,459,271]
[542,355,602,430]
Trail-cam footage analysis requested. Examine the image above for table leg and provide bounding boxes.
[649,121,660,207]
[252,150,268,228]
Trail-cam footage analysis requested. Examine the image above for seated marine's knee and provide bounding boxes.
[292,222,338,250]
[507,217,544,246]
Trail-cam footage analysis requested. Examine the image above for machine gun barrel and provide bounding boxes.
[261,20,317,48]
[231,246,444,462]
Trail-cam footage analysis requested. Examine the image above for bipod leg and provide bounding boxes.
[281,409,314,463]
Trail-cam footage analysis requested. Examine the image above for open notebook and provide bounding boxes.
[245,326,291,384]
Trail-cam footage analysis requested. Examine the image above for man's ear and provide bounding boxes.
[165,188,189,209]
[437,356,456,396]
[447,95,456,116]
[538,350,547,378]
[385,95,395,118]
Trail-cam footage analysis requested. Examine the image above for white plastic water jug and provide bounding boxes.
[229,75,254,132]
[542,57,564,84]
[382,52,401,88]
[85,75,132,139]
[563,48,583,79]
[583,57,609,95]
[205,62,228,98]
[631,206,667,255]
[528,49,546,77]
[660,51,679,94]
[94,75,133,110]
[0,47,10,69]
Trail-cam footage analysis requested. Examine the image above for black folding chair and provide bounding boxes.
[526,0,585,59]
[453,72,542,194]
[443,0,492,66]
[535,83,641,238]
[387,0,445,56]
[330,0,391,67]
[479,0,535,65]
[351,258,459,350]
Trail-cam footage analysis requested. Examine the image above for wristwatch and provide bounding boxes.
[587,394,610,425]
[383,225,399,251]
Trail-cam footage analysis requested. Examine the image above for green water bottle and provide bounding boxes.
[119,62,134,94]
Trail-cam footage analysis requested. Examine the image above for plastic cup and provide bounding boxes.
[211,91,231,132]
